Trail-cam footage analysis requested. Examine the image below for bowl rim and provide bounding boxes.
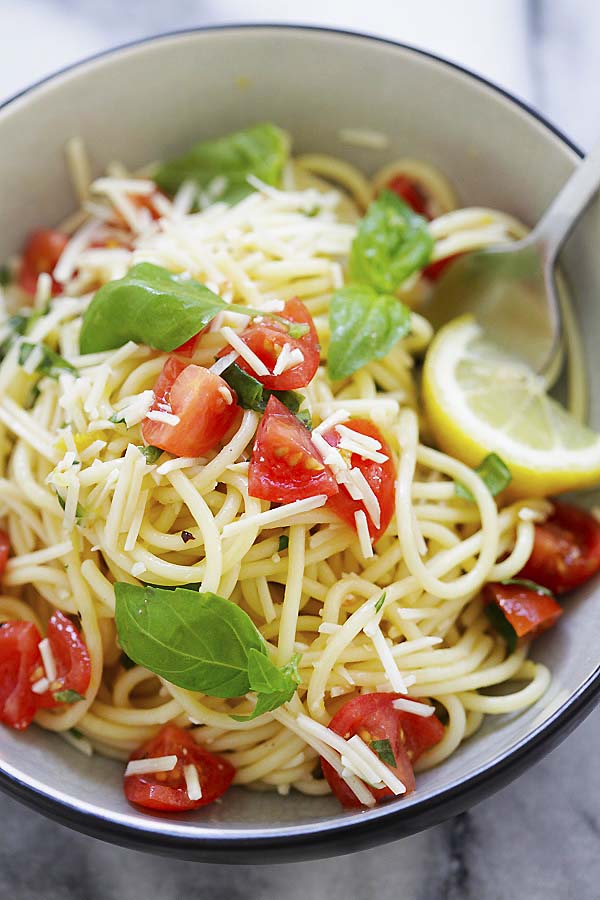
[0,22,597,863]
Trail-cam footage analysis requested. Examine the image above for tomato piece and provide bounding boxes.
[248,396,338,503]
[0,621,42,730]
[322,419,395,542]
[320,693,444,809]
[124,723,235,811]
[142,358,239,458]
[519,503,600,595]
[36,611,92,709]
[483,582,562,640]
[218,298,320,390]
[386,175,430,218]
[423,253,462,282]
[0,529,10,576]
[18,229,68,296]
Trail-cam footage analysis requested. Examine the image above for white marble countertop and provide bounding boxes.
[1,2,600,897]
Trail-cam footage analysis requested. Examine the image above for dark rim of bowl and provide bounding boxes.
[0,23,596,862]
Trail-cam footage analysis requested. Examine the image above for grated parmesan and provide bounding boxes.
[392,697,435,717]
[354,510,374,559]
[220,326,270,376]
[38,638,57,683]
[124,756,178,777]
[183,763,203,801]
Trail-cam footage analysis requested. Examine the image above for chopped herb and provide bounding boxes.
[109,412,126,425]
[69,728,84,739]
[370,738,397,768]
[26,383,41,409]
[499,578,554,598]
[305,206,321,218]
[0,265,11,286]
[0,314,29,360]
[18,342,78,379]
[278,535,289,552]
[220,362,309,425]
[455,453,512,501]
[181,530,194,544]
[374,592,386,613]
[55,490,85,523]
[484,603,518,653]
[137,444,163,464]
[296,409,313,430]
[54,689,84,704]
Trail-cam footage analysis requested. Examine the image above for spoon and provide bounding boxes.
[425,140,600,379]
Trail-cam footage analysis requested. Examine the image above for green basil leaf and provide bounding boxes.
[69,727,84,739]
[54,689,84,704]
[485,603,517,653]
[155,123,289,205]
[114,583,267,697]
[231,648,299,721]
[348,190,433,293]
[278,535,289,552]
[18,342,78,379]
[455,453,512,501]
[374,592,386,613]
[499,578,554,598]
[137,445,163,465]
[109,413,126,425]
[220,362,307,422]
[370,738,397,768]
[296,409,313,430]
[0,314,38,361]
[327,284,412,381]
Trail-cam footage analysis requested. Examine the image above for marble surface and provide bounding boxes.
[1,2,600,898]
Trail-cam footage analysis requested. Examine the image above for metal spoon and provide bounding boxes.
[425,141,600,379]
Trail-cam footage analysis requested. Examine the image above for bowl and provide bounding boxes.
[1,24,599,864]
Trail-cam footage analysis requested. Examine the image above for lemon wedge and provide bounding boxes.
[422,316,600,497]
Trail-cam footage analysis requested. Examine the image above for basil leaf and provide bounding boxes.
[220,362,307,420]
[137,445,163,464]
[370,738,397,768]
[155,123,289,205]
[114,583,267,697]
[54,689,84,704]
[499,578,554,598]
[18,342,78,379]
[374,592,386,614]
[485,603,517,653]
[69,727,84,739]
[278,535,289,552]
[231,649,299,721]
[328,285,411,381]
[349,190,433,293]
[0,265,10,286]
[455,453,512,501]
[296,409,313,430]
[55,490,85,523]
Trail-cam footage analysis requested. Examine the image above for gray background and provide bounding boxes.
[1,2,599,898]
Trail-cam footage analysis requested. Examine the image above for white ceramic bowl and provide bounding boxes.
[1,25,599,863]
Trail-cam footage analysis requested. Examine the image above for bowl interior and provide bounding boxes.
[1,26,599,859]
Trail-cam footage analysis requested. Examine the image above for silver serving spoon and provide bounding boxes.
[426,141,600,379]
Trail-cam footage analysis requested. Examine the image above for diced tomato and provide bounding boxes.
[142,358,239,458]
[124,723,235,811]
[248,395,338,503]
[483,582,562,641]
[218,298,320,390]
[423,253,462,282]
[0,621,42,730]
[18,229,69,296]
[322,419,395,543]
[320,693,444,809]
[36,611,91,709]
[0,529,10,576]
[386,175,430,218]
[519,503,600,595]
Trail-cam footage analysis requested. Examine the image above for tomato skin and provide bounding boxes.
[483,583,562,640]
[142,358,239,458]
[249,396,338,503]
[321,693,444,809]
[0,621,42,730]
[219,298,320,390]
[386,175,430,218]
[124,724,235,811]
[519,503,600,595]
[322,419,396,542]
[423,253,462,282]
[19,229,68,296]
[0,529,10,576]
[36,611,92,709]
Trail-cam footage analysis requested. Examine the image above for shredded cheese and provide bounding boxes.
[124,756,178,777]
[220,325,269,376]
[354,510,374,559]
[183,763,203,801]
[38,638,57,683]
[145,410,180,427]
[221,494,328,539]
[392,697,435,717]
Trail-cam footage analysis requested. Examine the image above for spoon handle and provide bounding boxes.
[533,139,600,264]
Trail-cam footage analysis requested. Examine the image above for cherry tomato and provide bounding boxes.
[249,396,338,503]
[0,529,10,576]
[322,419,396,543]
[18,229,68,296]
[36,611,92,709]
[519,503,600,595]
[423,253,462,282]
[218,298,320,390]
[124,723,235,811]
[142,358,239,458]
[483,582,562,641]
[0,621,42,730]
[320,693,444,809]
[386,175,430,218]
